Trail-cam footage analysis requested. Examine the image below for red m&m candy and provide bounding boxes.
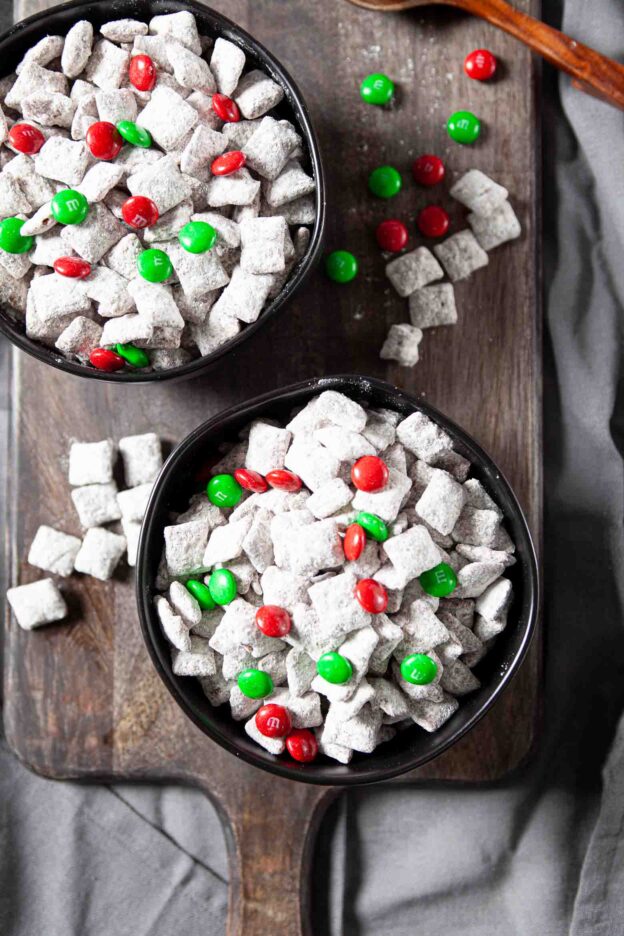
[8,123,45,155]
[86,121,123,160]
[256,605,291,638]
[211,150,246,176]
[129,53,157,91]
[355,578,388,613]
[266,469,302,492]
[417,205,450,238]
[53,256,92,279]
[286,729,318,763]
[412,154,445,186]
[121,195,159,229]
[212,93,240,123]
[344,523,366,561]
[376,219,408,253]
[256,704,292,738]
[464,48,497,81]
[351,455,389,492]
[234,468,268,493]
[89,348,126,372]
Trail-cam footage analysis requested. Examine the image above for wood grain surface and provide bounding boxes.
[3,0,541,933]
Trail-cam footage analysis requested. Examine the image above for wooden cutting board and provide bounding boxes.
[3,0,541,933]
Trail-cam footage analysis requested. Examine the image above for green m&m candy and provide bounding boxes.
[325,250,358,284]
[356,511,389,543]
[117,120,152,148]
[208,568,237,606]
[51,189,89,225]
[0,217,33,254]
[360,73,395,106]
[207,473,243,508]
[178,220,217,254]
[368,165,402,199]
[316,652,353,685]
[237,668,273,699]
[137,248,172,283]
[400,653,438,685]
[447,110,481,145]
[115,343,150,368]
[186,579,216,610]
[419,562,457,598]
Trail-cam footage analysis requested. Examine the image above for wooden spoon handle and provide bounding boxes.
[456,0,624,109]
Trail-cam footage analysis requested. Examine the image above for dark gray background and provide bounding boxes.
[3,0,624,933]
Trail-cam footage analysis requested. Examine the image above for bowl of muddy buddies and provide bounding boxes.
[0,0,324,380]
[137,375,538,784]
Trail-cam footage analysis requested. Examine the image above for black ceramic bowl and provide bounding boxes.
[137,375,539,785]
[0,0,325,382]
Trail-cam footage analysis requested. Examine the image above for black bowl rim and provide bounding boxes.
[0,0,326,384]
[137,374,539,786]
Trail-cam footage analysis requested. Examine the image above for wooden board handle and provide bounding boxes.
[458,0,624,110]
[219,781,336,936]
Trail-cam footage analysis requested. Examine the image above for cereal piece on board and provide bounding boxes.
[0,174,33,218]
[264,160,315,208]
[210,37,246,96]
[385,247,444,298]
[285,436,341,492]
[127,153,193,214]
[380,323,422,367]
[409,692,459,732]
[415,471,466,535]
[210,265,273,324]
[78,163,125,203]
[28,525,82,576]
[242,116,300,180]
[166,40,215,93]
[468,200,522,251]
[450,169,508,216]
[149,11,203,55]
[164,518,209,577]
[21,92,76,129]
[353,466,412,523]
[122,520,139,567]
[239,216,287,275]
[173,636,217,677]
[105,233,142,280]
[180,124,226,175]
[169,580,202,626]
[381,524,441,588]
[452,505,501,547]
[155,595,192,651]
[306,478,353,520]
[440,659,481,695]
[136,86,199,151]
[409,283,458,329]
[101,19,149,43]
[475,577,513,621]
[7,579,67,630]
[83,266,134,317]
[119,432,162,486]
[235,69,284,119]
[117,482,153,523]
[85,39,131,90]
[396,411,453,463]
[55,316,102,362]
[61,20,94,78]
[433,230,488,282]
[35,137,89,186]
[207,168,261,208]
[69,439,115,485]
[16,35,65,75]
[61,201,125,262]
[74,527,126,580]
[95,88,137,124]
[245,420,292,474]
[6,64,68,110]
[71,481,122,528]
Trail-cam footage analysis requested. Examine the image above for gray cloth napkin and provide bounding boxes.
[3,0,624,933]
